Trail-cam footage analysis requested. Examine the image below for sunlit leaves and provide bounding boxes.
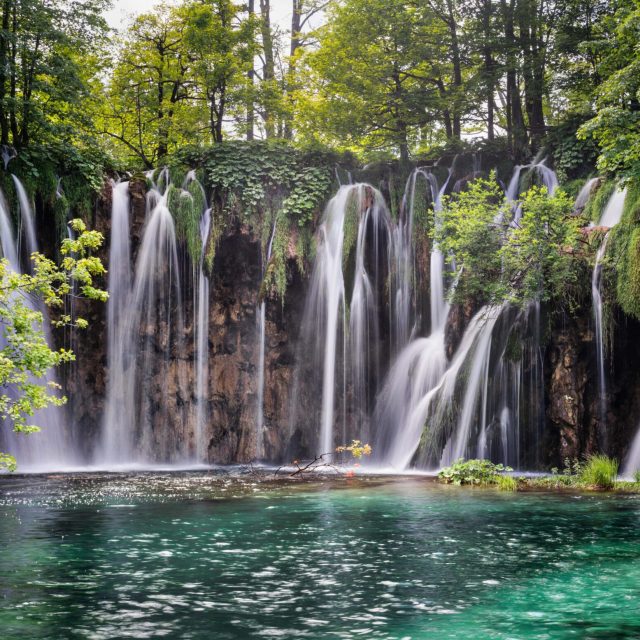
[0,220,107,470]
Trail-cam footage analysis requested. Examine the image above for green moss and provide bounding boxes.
[168,141,342,300]
[167,183,206,265]
[610,182,640,320]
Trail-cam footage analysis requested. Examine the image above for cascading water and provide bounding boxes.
[100,181,133,462]
[623,423,640,477]
[181,170,212,463]
[294,184,393,457]
[592,235,610,435]
[99,180,187,465]
[372,163,453,468]
[590,186,627,441]
[375,159,556,471]
[598,187,627,228]
[0,179,72,469]
[505,159,558,223]
[194,205,211,462]
[12,174,38,261]
[255,218,277,460]
[574,177,600,212]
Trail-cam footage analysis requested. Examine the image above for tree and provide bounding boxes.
[182,0,256,143]
[0,0,109,148]
[0,219,107,471]
[293,0,449,159]
[100,5,194,167]
[578,0,640,180]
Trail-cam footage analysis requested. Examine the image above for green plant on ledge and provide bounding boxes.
[438,459,513,487]
[578,454,619,489]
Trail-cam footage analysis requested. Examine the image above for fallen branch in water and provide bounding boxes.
[275,440,372,477]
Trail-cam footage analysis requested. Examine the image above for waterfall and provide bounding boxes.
[372,164,451,468]
[574,177,600,211]
[505,159,558,223]
[590,186,627,442]
[295,184,392,457]
[623,424,640,477]
[194,206,211,462]
[12,174,38,261]
[427,166,451,331]
[373,331,448,468]
[0,145,16,169]
[255,218,278,460]
[374,160,557,471]
[99,184,187,465]
[181,171,212,463]
[598,187,627,228]
[100,181,133,462]
[0,180,72,469]
[592,234,610,436]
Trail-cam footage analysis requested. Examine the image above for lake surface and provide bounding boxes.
[1,471,640,639]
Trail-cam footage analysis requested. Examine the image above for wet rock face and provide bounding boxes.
[546,319,591,462]
[444,300,480,360]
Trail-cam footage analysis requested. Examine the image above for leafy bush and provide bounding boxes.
[578,455,619,489]
[437,177,582,310]
[438,459,513,486]
[437,175,504,304]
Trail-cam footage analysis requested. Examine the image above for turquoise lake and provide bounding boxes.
[1,471,639,639]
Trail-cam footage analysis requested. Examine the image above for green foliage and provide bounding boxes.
[437,175,504,304]
[168,183,207,265]
[172,141,339,300]
[1,219,107,471]
[634,471,640,483]
[578,455,619,489]
[496,474,519,492]
[547,116,599,182]
[499,187,581,306]
[536,456,619,491]
[578,2,640,180]
[0,0,109,149]
[437,176,581,310]
[438,458,513,486]
[293,0,452,159]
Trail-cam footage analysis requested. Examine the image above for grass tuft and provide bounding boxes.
[578,455,619,489]
[496,474,519,492]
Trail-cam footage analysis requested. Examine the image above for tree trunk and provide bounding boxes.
[446,0,462,139]
[283,0,303,140]
[0,0,12,145]
[259,0,275,138]
[501,0,527,160]
[157,49,168,160]
[246,0,255,141]
[9,0,18,144]
[436,78,453,139]
[482,0,495,140]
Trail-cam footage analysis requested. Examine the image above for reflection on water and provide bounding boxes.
[1,472,640,639]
